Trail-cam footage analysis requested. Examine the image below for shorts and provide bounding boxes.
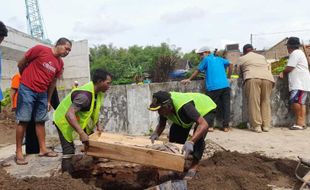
[16,83,48,122]
[289,90,308,105]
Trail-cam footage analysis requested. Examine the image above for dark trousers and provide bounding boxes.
[25,88,60,154]
[206,87,231,128]
[25,119,39,154]
[56,126,75,155]
[56,126,75,174]
[169,111,215,161]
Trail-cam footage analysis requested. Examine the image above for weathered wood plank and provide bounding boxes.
[87,133,185,172]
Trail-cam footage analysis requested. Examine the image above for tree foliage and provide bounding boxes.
[89,43,181,84]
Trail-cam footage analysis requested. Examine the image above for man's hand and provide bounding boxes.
[279,72,284,79]
[182,141,194,158]
[180,79,191,85]
[150,132,159,144]
[47,102,52,111]
[96,124,104,136]
[79,132,89,145]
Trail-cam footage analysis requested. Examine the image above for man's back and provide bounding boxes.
[198,54,230,91]
[238,52,274,83]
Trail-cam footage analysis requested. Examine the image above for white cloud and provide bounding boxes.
[160,7,205,24]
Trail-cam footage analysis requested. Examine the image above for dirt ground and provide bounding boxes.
[0,151,303,190]
[0,166,99,190]
[0,120,308,189]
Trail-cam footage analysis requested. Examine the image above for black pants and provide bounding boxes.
[169,111,215,161]
[56,126,75,155]
[206,87,231,128]
[25,88,60,154]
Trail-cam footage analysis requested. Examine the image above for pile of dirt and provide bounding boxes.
[188,151,302,190]
[0,121,16,145]
[0,166,99,190]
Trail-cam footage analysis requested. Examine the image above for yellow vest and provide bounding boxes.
[54,82,103,142]
[166,92,216,128]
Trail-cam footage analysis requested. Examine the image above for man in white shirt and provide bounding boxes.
[279,37,310,130]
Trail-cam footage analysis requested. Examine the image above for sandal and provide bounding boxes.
[15,157,28,165]
[290,125,305,130]
[38,151,58,157]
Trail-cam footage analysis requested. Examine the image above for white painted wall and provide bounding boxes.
[0,26,90,90]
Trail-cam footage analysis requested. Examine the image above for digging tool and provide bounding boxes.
[295,156,310,189]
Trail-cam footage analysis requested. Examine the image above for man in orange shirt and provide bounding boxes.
[10,73,21,111]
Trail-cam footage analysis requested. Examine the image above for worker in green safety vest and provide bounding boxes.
[148,91,216,179]
[53,69,112,173]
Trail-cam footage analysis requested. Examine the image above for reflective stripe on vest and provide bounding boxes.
[166,92,216,128]
[53,82,103,142]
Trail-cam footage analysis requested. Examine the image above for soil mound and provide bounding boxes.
[188,151,301,190]
[0,167,99,190]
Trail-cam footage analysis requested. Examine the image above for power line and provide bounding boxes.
[252,29,310,36]
[250,29,310,45]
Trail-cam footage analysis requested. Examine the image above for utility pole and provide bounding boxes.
[250,33,253,45]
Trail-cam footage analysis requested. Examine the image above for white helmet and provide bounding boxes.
[195,46,211,54]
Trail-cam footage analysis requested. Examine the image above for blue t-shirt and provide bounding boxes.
[198,54,230,91]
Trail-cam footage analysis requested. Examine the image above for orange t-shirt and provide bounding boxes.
[11,73,21,109]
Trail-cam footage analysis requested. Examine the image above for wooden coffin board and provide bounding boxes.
[87,133,185,172]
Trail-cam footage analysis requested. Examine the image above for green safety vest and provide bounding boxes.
[166,92,217,128]
[54,82,103,142]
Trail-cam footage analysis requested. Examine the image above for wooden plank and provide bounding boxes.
[87,133,185,172]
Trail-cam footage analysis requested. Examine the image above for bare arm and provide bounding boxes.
[279,66,294,79]
[47,78,57,110]
[65,105,88,141]
[189,116,209,143]
[283,66,295,74]
[181,70,200,84]
[17,57,29,74]
[154,119,167,136]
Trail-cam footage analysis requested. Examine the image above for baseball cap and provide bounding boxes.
[148,91,171,111]
[285,37,301,47]
[195,46,211,54]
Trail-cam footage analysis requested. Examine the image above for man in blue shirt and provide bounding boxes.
[181,46,232,132]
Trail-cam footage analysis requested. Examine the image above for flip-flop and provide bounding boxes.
[38,151,58,157]
[290,125,305,130]
[15,157,28,165]
[184,169,197,180]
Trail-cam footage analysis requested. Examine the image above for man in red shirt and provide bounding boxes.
[15,38,72,165]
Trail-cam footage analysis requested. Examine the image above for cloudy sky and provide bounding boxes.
[1,0,310,52]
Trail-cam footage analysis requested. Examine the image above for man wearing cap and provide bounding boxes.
[279,37,310,130]
[148,91,216,179]
[237,44,275,133]
[181,46,231,132]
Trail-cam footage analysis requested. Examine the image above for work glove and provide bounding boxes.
[182,141,194,158]
[150,132,159,144]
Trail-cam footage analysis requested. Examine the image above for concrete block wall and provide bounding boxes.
[99,78,309,135]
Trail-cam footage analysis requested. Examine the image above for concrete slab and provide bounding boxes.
[208,127,310,160]
[4,154,62,178]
